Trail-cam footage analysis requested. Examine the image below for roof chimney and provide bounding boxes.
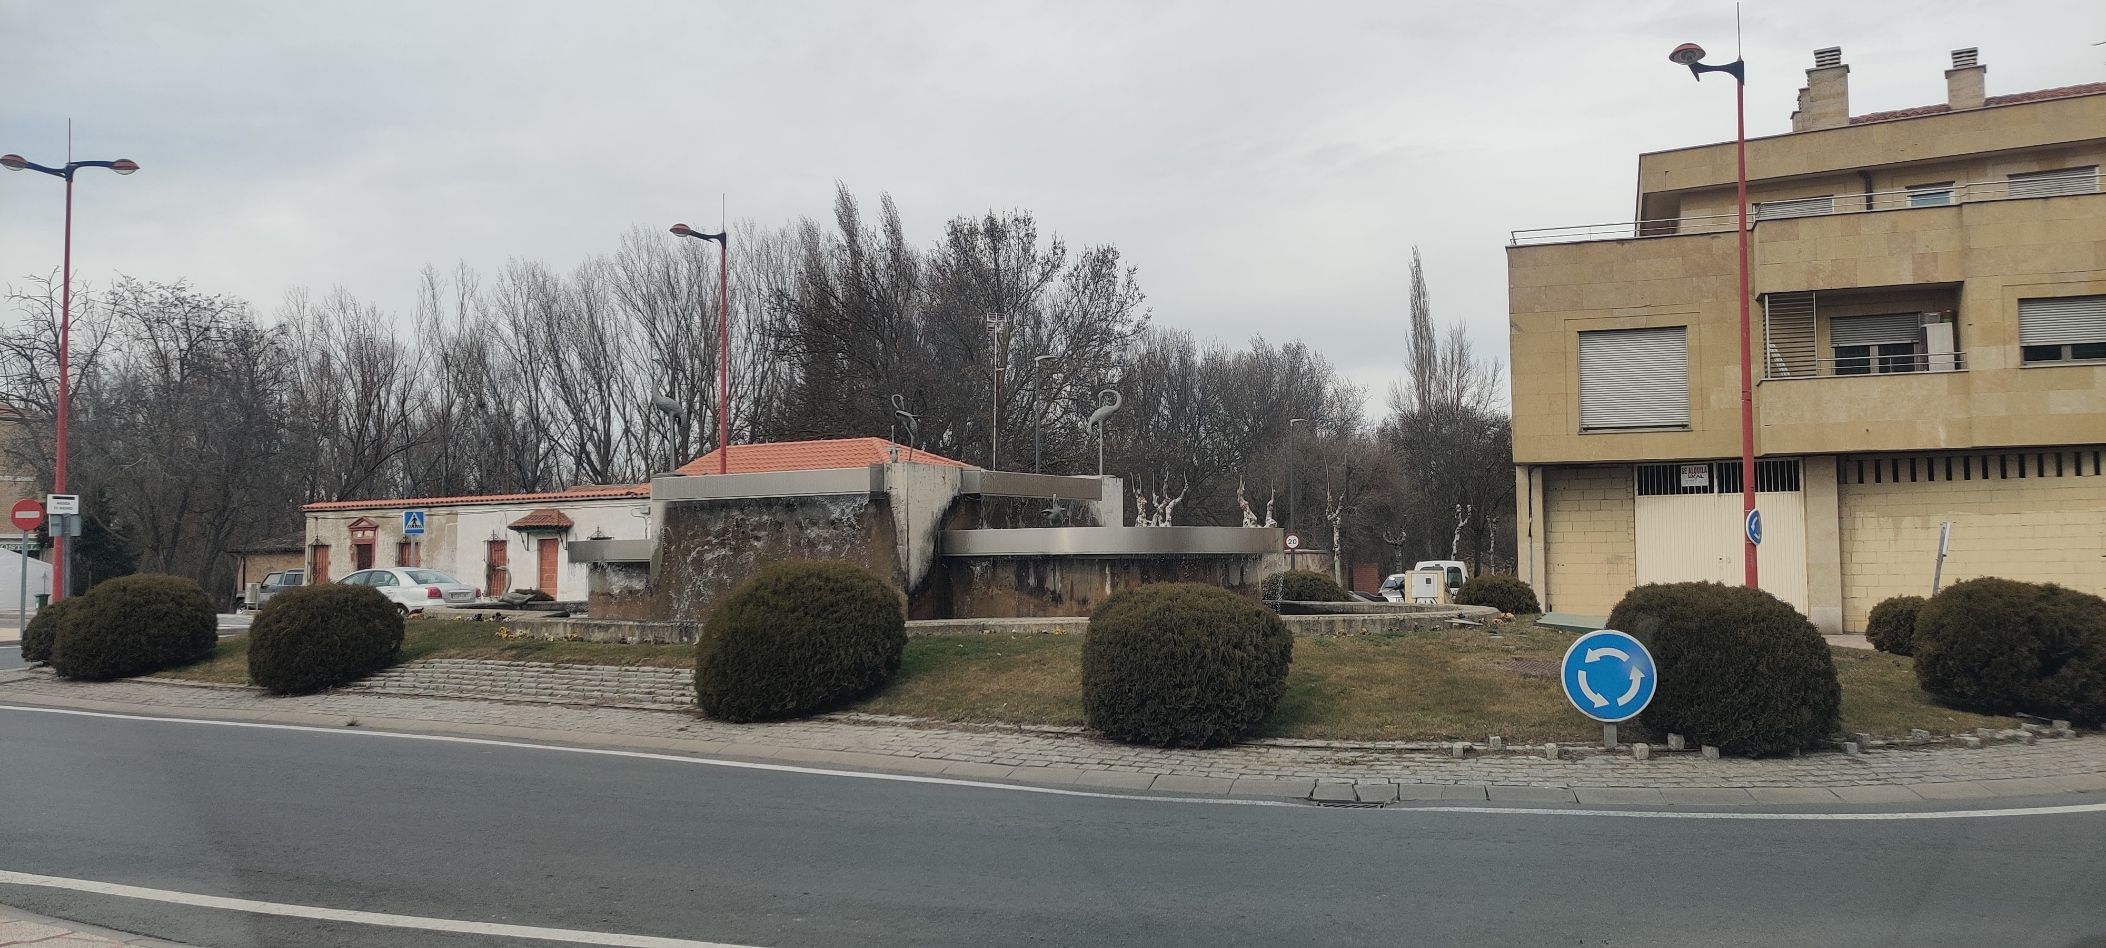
[1946,47,1986,110]
[1791,47,1851,130]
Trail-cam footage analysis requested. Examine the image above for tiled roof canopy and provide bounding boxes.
[303,484,648,512]
[675,437,970,476]
[1851,81,2106,125]
[507,508,575,531]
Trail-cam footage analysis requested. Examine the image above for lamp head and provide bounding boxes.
[0,155,26,172]
[1668,43,1707,66]
[669,223,696,237]
[651,394,682,415]
[109,159,139,175]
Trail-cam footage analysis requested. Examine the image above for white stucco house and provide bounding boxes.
[302,484,651,601]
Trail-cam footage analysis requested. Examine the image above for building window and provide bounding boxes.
[1577,327,1689,430]
[1828,313,1923,375]
[1904,182,1954,207]
[1753,195,1835,220]
[2018,295,2106,364]
[2006,166,2099,199]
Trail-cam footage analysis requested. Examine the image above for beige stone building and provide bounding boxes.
[1508,47,2106,632]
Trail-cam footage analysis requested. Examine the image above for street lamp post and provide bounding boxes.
[985,314,1009,470]
[1668,42,1759,590]
[1032,353,1058,473]
[1,153,139,602]
[669,224,731,475]
[1287,417,1309,552]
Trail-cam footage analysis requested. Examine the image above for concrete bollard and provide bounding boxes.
[1632,742,1651,761]
[1666,734,1685,752]
[2016,731,2036,746]
[1975,727,1997,741]
[1910,729,1931,745]
[1959,736,1983,749]
[1451,742,1468,759]
[1853,732,1875,747]
[1488,736,1505,752]
[1843,741,1861,756]
[1544,743,1559,760]
[1701,745,1721,760]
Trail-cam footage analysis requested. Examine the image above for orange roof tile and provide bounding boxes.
[1851,81,2106,125]
[508,508,575,531]
[302,484,649,513]
[675,437,971,476]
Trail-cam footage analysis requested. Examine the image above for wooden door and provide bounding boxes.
[312,545,331,584]
[354,541,375,571]
[397,540,413,567]
[486,540,509,596]
[536,538,558,594]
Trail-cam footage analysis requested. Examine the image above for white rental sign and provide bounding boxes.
[45,494,79,516]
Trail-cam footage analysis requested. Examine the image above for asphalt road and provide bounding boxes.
[3,708,2105,948]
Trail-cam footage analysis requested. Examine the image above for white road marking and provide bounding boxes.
[3,703,2103,821]
[0,869,756,947]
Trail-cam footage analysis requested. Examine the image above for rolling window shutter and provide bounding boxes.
[1579,328,1690,430]
[1754,196,1834,220]
[2006,167,2098,200]
[1828,314,1919,348]
[2018,296,2106,347]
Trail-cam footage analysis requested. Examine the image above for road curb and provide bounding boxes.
[6,688,2105,808]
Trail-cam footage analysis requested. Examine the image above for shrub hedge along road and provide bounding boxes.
[1260,570,1353,602]
[1082,582,1294,748]
[695,560,907,723]
[1914,577,2106,725]
[17,596,79,664]
[49,574,218,681]
[1455,574,1541,615]
[1865,595,1926,656]
[1606,581,1841,757]
[247,583,406,695]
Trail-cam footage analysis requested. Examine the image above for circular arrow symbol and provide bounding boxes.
[1560,630,1658,724]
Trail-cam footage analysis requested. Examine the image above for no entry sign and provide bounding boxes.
[9,498,44,532]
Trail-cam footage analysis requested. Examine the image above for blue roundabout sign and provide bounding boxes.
[1559,629,1658,724]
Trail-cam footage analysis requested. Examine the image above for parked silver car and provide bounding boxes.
[337,568,479,614]
[246,568,305,610]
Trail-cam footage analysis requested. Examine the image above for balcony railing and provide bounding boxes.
[1510,170,2101,246]
[1762,350,1968,380]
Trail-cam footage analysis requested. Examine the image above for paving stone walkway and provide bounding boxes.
[0,903,193,947]
[4,667,2103,806]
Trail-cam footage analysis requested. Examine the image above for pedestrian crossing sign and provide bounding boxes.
[403,509,427,536]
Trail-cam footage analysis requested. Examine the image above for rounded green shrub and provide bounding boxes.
[1606,581,1841,757]
[1260,570,1352,602]
[1864,595,1926,656]
[17,596,80,664]
[50,574,217,681]
[247,583,405,695]
[1914,577,2106,725]
[1454,574,1541,614]
[695,560,906,722]
[1083,582,1294,748]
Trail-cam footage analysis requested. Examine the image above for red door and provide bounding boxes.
[353,541,375,571]
[312,545,331,584]
[536,538,558,594]
[486,540,509,596]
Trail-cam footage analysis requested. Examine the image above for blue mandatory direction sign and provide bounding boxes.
[1560,629,1658,724]
[403,509,428,537]
[1745,507,1763,546]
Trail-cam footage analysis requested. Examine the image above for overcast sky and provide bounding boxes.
[2,1,2100,415]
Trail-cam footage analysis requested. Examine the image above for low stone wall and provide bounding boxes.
[505,603,1500,645]
[343,658,694,710]
[507,616,700,644]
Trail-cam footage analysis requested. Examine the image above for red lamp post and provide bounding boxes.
[1,153,139,601]
[1668,42,1759,590]
[669,223,731,475]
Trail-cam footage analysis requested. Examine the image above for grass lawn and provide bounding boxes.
[159,617,2020,742]
[158,618,695,685]
[854,621,2022,743]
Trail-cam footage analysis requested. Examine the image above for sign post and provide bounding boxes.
[10,499,43,635]
[1931,521,1953,594]
[45,495,77,602]
[1561,629,1659,750]
[403,509,427,571]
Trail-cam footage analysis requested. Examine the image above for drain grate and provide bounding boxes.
[1305,799,1390,808]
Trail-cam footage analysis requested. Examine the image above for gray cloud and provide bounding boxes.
[3,0,2098,414]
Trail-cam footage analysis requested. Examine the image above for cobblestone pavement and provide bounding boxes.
[4,668,2103,805]
[343,658,693,710]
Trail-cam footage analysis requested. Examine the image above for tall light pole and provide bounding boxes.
[1032,353,1058,473]
[1,152,139,601]
[669,223,731,475]
[1669,41,1759,589]
[1287,417,1309,548]
[985,314,1009,470]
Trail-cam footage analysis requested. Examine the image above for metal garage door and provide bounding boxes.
[1634,460,1808,614]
